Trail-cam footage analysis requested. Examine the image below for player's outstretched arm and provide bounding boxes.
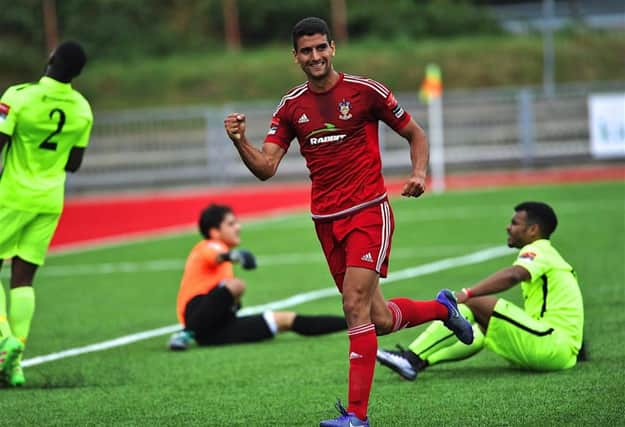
[456,265,530,303]
[224,113,286,181]
[398,119,429,198]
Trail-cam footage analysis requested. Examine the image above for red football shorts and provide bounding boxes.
[314,199,395,291]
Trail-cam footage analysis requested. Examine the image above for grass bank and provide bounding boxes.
[3,30,622,110]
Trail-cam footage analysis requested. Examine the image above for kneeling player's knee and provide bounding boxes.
[223,278,246,297]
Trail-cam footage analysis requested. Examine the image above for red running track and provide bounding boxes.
[51,164,624,250]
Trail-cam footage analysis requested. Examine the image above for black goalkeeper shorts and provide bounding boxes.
[184,285,273,346]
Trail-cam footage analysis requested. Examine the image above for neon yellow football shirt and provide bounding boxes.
[0,76,93,213]
[513,239,584,349]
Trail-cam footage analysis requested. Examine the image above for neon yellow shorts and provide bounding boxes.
[0,206,60,266]
[484,298,577,371]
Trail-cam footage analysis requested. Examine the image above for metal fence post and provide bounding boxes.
[205,108,228,185]
[429,95,445,193]
[517,88,536,168]
[542,0,556,99]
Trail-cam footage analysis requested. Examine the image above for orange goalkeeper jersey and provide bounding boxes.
[176,239,233,324]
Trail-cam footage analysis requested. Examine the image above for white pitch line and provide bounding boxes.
[22,245,513,368]
[5,244,494,279]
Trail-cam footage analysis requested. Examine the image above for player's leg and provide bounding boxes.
[484,299,577,370]
[5,212,57,386]
[9,258,37,337]
[464,295,499,330]
[318,204,393,426]
[336,201,393,422]
[5,259,37,387]
[400,297,494,370]
[0,209,20,382]
[197,313,275,345]
[0,207,28,342]
[382,294,452,334]
[273,311,347,335]
[377,303,483,380]
[0,266,12,339]
[340,266,378,424]
[345,202,472,342]
[170,278,247,350]
[181,281,243,346]
[409,303,481,360]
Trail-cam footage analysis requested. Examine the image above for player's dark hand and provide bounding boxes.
[230,249,257,270]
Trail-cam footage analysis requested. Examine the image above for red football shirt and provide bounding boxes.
[265,72,411,219]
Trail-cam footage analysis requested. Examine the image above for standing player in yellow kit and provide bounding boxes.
[0,41,93,386]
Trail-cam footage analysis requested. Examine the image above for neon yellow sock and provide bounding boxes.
[0,281,13,339]
[408,304,475,360]
[9,286,35,346]
[427,324,485,365]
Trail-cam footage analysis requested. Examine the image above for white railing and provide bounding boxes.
[65,81,624,194]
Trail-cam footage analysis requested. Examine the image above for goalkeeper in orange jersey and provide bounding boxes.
[168,203,347,350]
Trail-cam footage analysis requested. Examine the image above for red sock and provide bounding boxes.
[387,298,448,332]
[347,323,377,421]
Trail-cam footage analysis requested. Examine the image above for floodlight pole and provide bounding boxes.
[542,0,556,99]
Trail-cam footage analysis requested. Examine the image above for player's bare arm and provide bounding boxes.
[455,265,531,303]
[65,147,86,172]
[398,119,429,198]
[224,113,286,181]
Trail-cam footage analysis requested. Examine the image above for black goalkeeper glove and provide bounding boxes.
[228,249,257,270]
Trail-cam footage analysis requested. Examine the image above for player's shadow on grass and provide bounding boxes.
[0,371,90,390]
[433,365,557,378]
[376,364,559,384]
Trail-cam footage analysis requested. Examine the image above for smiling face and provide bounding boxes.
[293,33,336,83]
[506,210,539,248]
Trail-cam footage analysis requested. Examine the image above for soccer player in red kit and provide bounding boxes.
[224,17,473,427]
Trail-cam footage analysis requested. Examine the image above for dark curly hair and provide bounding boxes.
[198,204,233,239]
[292,17,332,50]
[514,201,558,239]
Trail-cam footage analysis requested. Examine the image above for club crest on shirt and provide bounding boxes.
[519,251,537,261]
[338,98,352,120]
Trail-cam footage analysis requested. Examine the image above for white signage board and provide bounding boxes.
[588,94,625,158]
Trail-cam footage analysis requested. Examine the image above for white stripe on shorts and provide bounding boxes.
[376,201,391,272]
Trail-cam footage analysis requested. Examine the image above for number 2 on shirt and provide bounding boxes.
[39,108,66,151]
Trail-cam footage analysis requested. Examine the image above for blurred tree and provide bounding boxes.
[42,0,59,53]
[223,0,241,51]
[0,0,500,76]
[331,0,348,43]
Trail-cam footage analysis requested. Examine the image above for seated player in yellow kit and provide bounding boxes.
[377,202,585,379]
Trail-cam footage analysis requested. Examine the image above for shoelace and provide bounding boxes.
[334,399,349,418]
[395,344,409,354]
